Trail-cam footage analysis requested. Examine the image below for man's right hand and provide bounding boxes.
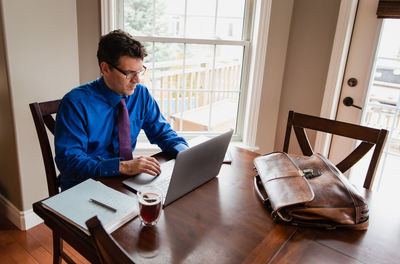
[119,156,161,176]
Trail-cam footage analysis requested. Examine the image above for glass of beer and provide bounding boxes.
[137,186,162,226]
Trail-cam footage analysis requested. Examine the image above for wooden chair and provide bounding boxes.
[85,216,135,264]
[30,100,76,264]
[283,110,388,189]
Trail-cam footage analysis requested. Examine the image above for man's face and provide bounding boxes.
[101,56,143,96]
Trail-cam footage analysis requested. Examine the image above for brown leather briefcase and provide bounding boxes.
[253,152,369,230]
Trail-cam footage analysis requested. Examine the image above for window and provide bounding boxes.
[103,0,268,146]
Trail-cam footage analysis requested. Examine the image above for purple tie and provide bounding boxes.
[118,98,133,160]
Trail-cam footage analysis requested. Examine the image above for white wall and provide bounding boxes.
[1,0,79,213]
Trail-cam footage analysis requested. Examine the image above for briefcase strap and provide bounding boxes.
[254,174,294,222]
[253,175,269,207]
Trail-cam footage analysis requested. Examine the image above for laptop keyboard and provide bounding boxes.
[153,160,175,195]
[154,179,170,194]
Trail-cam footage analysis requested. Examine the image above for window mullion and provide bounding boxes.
[152,0,156,35]
[243,0,255,41]
[180,0,188,131]
[214,0,219,38]
[184,0,188,38]
[208,44,217,132]
[151,42,155,94]
[150,88,241,93]
[134,36,249,46]
[179,44,187,131]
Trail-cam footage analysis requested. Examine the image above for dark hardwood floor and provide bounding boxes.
[0,214,89,264]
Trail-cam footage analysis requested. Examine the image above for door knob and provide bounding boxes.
[343,97,362,110]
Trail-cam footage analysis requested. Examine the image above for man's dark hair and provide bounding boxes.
[97,29,147,67]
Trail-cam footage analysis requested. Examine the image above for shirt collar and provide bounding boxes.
[97,76,126,107]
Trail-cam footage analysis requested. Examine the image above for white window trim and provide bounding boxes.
[130,36,249,46]
[100,0,115,35]
[101,0,271,151]
[242,0,272,149]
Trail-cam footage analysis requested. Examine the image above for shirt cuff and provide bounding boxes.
[171,143,189,154]
[99,157,120,177]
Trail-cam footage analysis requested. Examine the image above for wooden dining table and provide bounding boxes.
[33,147,400,263]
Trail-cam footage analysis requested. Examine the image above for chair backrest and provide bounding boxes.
[85,216,135,264]
[29,100,61,196]
[283,110,388,189]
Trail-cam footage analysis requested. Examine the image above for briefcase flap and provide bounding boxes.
[254,152,369,229]
[254,152,314,211]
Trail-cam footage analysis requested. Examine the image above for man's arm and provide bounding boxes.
[54,97,120,190]
[141,88,189,155]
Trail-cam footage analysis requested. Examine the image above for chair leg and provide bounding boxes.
[53,231,77,264]
[52,232,62,264]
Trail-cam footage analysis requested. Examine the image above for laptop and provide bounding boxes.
[123,129,233,206]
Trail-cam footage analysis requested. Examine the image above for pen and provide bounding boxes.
[89,198,117,212]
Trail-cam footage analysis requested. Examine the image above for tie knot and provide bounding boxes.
[119,98,126,108]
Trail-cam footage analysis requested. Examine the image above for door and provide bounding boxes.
[330,0,400,192]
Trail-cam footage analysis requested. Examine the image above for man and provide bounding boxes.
[55,30,188,191]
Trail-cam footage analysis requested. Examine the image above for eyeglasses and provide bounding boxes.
[108,63,147,80]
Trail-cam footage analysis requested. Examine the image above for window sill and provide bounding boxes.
[133,140,259,157]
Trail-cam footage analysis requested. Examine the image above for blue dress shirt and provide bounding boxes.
[55,77,188,190]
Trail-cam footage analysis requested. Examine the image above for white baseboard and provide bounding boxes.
[0,193,43,230]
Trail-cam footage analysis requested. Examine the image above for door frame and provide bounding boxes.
[314,0,359,155]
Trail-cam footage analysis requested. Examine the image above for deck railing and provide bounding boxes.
[141,60,241,130]
[363,81,400,154]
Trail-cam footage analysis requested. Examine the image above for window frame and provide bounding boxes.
[100,0,271,150]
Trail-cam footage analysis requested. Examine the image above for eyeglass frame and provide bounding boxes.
[108,62,147,80]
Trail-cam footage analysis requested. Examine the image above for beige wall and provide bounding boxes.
[77,0,101,84]
[0,2,21,209]
[270,0,341,154]
[1,0,79,210]
[255,0,294,155]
